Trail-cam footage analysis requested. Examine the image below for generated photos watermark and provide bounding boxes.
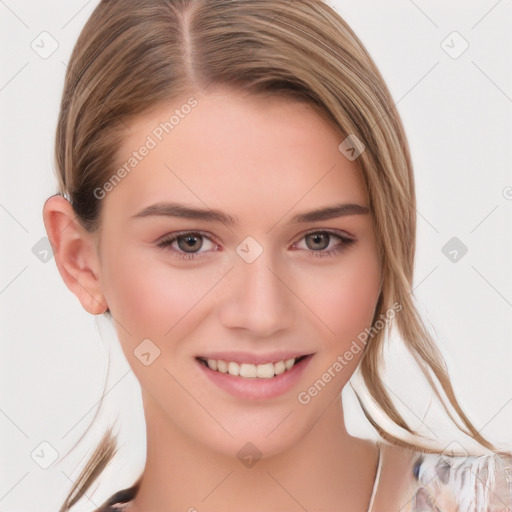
[297,301,402,405]
[93,96,198,200]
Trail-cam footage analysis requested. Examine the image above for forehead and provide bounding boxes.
[105,89,368,219]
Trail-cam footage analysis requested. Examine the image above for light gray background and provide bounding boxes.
[1,0,511,510]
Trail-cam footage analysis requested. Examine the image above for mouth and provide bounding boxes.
[195,354,311,379]
[195,352,314,400]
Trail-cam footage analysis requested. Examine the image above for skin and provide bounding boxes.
[43,86,392,511]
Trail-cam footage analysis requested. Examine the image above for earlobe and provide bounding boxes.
[42,194,108,315]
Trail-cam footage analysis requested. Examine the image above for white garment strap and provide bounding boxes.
[367,442,383,512]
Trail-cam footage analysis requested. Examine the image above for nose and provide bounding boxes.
[217,247,295,337]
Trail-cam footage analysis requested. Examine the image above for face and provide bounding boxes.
[96,87,382,458]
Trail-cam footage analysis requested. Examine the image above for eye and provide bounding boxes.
[293,230,355,258]
[155,231,218,260]
[155,229,356,261]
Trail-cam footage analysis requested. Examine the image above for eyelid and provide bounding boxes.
[155,230,216,245]
[293,227,355,244]
[155,230,219,251]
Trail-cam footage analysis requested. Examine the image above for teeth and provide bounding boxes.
[256,362,274,379]
[228,361,239,376]
[205,357,298,378]
[216,360,228,373]
[240,363,257,378]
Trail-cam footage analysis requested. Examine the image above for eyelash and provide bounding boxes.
[155,230,356,261]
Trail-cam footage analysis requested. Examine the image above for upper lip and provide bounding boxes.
[196,351,314,365]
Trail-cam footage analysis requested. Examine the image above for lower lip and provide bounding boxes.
[196,355,313,400]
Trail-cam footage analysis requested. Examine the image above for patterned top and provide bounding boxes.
[93,445,512,511]
[406,450,512,512]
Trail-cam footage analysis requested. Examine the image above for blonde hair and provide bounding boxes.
[53,1,501,509]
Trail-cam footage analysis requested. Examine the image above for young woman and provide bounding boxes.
[43,1,511,511]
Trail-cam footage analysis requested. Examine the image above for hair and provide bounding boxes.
[52,0,506,510]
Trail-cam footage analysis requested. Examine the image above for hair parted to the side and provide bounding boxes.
[53,0,504,510]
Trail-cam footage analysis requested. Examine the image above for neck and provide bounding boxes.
[131,394,379,512]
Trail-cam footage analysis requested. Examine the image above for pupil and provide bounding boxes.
[307,232,329,250]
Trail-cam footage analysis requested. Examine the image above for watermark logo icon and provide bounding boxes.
[440,440,469,467]
[236,236,263,264]
[134,338,161,366]
[31,441,59,469]
[442,236,468,263]
[338,134,365,161]
[441,31,469,59]
[31,31,59,59]
[237,442,262,468]
[32,236,53,263]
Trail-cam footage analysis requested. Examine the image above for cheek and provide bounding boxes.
[102,249,222,339]
[306,252,380,348]
[106,257,174,333]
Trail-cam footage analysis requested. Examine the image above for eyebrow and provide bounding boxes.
[131,201,369,225]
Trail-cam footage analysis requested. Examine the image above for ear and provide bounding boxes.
[42,194,107,315]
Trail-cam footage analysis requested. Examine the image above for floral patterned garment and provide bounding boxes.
[93,450,512,512]
[408,451,512,512]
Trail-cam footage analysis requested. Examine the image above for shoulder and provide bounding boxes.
[380,443,512,512]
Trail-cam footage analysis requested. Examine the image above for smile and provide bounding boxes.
[196,356,309,379]
[195,353,314,400]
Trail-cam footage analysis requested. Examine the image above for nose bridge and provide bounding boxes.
[218,238,293,335]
